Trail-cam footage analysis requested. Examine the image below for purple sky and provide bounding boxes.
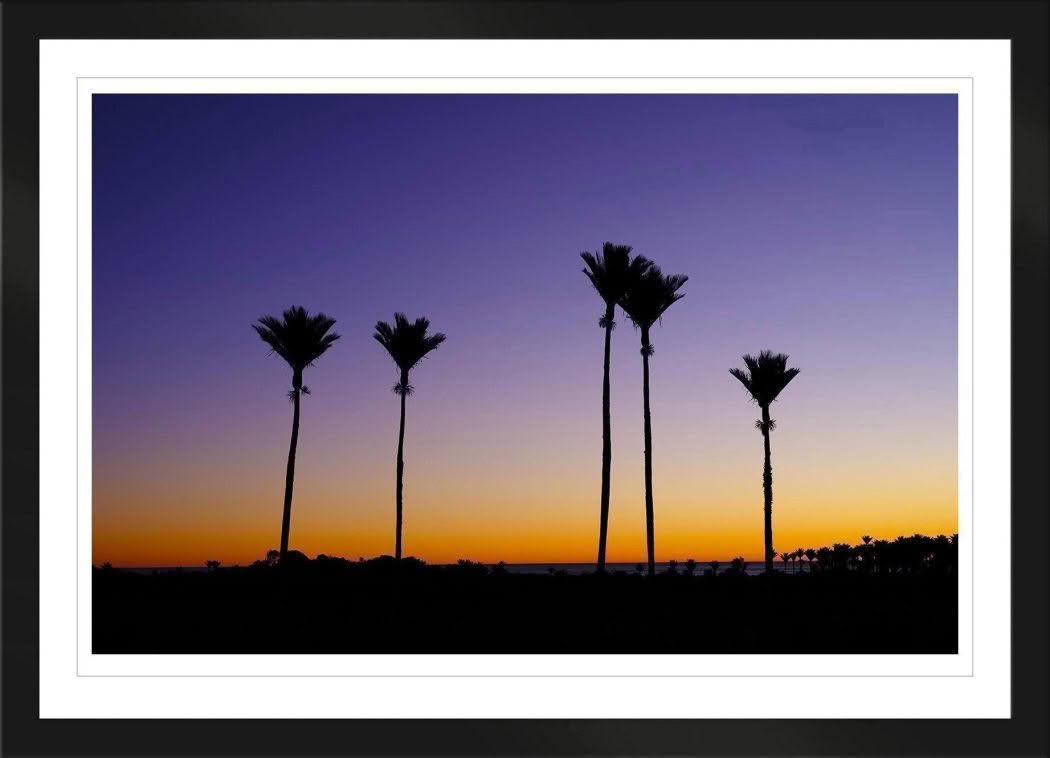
[93,94,958,565]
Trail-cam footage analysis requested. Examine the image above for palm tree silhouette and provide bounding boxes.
[804,548,817,572]
[619,264,688,576]
[816,546,832,572]
[580,243,653,572]
[859,535,874,574]
[779,551,790,573]
[373,313,447,560]
[253,306,340,563]
[729,351,800,574]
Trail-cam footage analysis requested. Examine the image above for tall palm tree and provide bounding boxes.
[580,243,653,572]
[729,351,800,574]
[619,264,688,576]
[253,306,340,563]
[373,313,446,559]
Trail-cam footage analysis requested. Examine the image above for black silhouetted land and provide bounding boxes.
[93,535,957,654]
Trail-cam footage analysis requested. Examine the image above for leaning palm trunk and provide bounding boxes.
[760,405,774,574]
[395,370,408,560]
[254,306,341,566]
[596,303,614,572]
[641,326,656,577]
[279,381,302,563]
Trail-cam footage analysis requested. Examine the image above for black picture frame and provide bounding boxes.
[2,1,1047,756]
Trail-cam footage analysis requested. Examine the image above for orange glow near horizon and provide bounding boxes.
[93,412,958,566]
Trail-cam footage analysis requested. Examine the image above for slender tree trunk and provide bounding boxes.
[761,404,774,574]
[395,370,408,560]
[641,327,655,577]
[279,381,301,563]
[596,303,614,572]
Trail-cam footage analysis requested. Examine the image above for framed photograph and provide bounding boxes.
[3,1,1047,755]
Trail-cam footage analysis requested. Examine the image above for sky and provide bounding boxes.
[92,94,958,566]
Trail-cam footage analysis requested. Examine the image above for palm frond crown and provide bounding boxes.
[728,350,800,407]
[618,264,688,331]
[580,242,653,308]
[253,306,340,382]
[373,312,447,374]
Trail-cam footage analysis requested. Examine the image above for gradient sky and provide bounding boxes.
[93,94,958,566]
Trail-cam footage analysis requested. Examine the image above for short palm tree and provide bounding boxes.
[619,264,688,576]
[816,546,832,572]
[580,243,653,572]
[859,536,875,574]
[795,548,806,573]
[374,313,446,559]
[253,306,340,563]
[804,548,817,571]
[780,551,790,572]
[729,351,800,574]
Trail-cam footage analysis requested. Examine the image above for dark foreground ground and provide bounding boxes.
[93,558,957,654]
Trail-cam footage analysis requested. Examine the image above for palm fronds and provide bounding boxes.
[729,350,800,408]
[619,264,688,333]
[373,313,447,374]
[580,242,652,311]
[253,306,340,385]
